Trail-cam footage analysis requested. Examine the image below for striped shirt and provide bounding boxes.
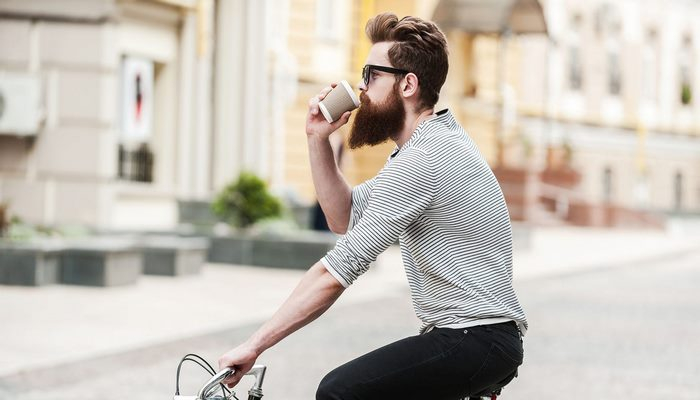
[321,109,528,335]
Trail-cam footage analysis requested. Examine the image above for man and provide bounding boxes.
[219,13,527,399]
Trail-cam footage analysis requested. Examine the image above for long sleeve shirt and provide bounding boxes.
[321,109,528,334]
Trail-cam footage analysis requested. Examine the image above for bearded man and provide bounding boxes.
[219,13,528,400]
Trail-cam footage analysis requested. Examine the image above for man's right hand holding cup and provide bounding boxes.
[306,81,359,140]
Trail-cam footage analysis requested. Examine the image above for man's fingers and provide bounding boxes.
[317,87,331,102]
[319,82,339,100]
[319,85,334,99]
[223,376,237,385]
[310,83,339,117]
[308,96,320,115]
[222,372,241,388]
[330,111,352,128]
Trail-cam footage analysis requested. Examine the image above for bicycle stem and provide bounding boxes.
[246,365,267,400]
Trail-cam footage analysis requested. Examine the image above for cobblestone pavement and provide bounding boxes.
[1,249,699,400]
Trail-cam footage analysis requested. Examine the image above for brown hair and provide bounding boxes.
[365,12,449,110]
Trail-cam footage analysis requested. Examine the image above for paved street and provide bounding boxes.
[1,245,698,400]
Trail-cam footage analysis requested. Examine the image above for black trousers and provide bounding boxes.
[316,321,523,400]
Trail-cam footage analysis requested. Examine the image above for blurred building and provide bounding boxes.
[510,0,700,225]
[283,0,700,227]
[0,0,698,232]
[0,0,214,229]
[0,0,293,230]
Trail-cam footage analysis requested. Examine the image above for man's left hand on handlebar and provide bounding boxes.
[218,343,259,388]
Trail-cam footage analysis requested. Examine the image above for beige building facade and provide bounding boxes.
[0,0,295,230]
[515,0,700,219]
[0,0,222,230]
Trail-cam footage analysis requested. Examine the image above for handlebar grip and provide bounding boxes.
[194,365,267,400]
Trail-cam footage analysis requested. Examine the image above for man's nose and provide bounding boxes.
[357,80,367,92]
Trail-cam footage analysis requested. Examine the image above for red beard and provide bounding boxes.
[348,83,406,150]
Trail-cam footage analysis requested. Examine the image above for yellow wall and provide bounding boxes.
[288,0,315,80]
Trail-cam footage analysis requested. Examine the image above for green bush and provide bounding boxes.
[212,172,283,229]
[681,83,692,105]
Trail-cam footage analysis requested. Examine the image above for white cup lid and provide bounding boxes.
[340,80,360,107]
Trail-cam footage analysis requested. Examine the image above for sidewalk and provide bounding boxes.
[0,226,697,377]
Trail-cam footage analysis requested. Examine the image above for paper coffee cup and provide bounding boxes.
[318,80,360,123]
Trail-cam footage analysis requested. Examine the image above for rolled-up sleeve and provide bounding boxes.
[321,149,436,287]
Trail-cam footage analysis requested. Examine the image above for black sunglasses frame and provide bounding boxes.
[362,64,410,86]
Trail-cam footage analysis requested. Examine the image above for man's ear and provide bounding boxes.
[401,73,419,98]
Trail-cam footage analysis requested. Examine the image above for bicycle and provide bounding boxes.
[173,354,511,400]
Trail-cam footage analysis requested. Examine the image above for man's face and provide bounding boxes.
[348,42,407,149]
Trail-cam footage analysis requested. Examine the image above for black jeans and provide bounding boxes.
[316,321,523,400]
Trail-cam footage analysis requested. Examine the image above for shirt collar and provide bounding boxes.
[390,109,454,158]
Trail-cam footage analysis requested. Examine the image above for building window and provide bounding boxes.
[118,143,154,183]
[603,167,613,203]
[607,51,622,95]
[568,14,583,91]
[598,4,622,97]
[569,46,583,90]
[462,35,477,97]
[642,29,659,102]
[680,34,693,106]
[674,172,683,210]
[119,56,155,183]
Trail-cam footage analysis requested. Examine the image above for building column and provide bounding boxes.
[192,0,215,199]
[242,0,270,179]
[213,0,272,191]
[177,10,196,199]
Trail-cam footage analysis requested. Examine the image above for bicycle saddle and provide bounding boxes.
[465,367,518,400]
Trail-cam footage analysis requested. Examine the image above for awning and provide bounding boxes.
[432,0,548,35]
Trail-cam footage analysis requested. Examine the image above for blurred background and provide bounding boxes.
[0,0,699,399]
[0,0,698,229]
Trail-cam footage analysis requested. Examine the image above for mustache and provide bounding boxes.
[359,91,371,105]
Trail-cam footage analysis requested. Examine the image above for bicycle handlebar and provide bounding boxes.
[174,364,267,400]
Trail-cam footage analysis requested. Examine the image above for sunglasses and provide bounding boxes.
[362,64,410,87]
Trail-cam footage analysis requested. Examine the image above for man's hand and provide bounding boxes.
[306,82,352,140]
[218,342,260,388]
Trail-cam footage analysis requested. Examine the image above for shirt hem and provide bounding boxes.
[424,317,520,333]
